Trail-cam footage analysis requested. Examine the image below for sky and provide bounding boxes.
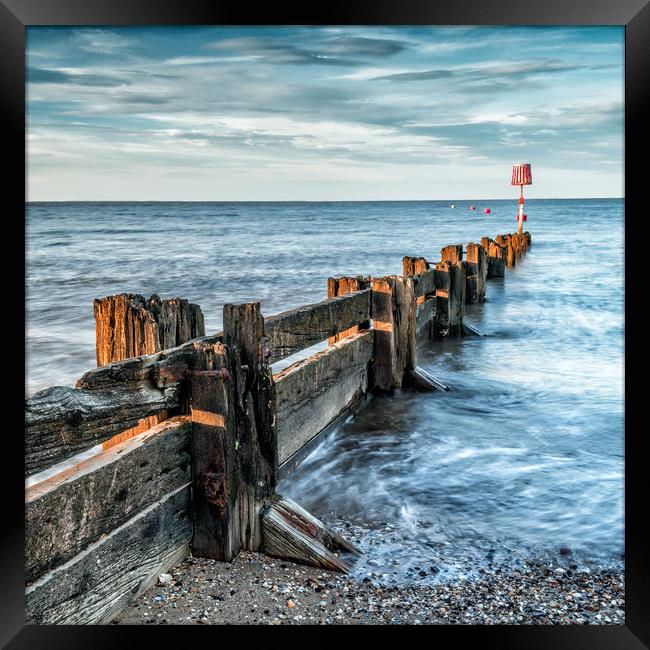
[26,26,624,201]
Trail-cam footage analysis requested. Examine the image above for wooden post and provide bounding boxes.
[524,231,532,248]
[441,244,463,263]
[190,343,240,561]
[434,260,465,337]
[222,302,278,552]
[94,293,205,450]
[465,243,487,303]
[402,256,430,305]
[94,293,205,366]
[370,275,415,393]
[496,235,516,268]
[327,276,371,343]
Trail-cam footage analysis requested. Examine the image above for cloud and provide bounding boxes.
[208,36,360,66]
[324,36,407,57]
[28,67,129,87]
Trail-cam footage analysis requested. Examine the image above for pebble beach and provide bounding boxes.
[114,550,624,626]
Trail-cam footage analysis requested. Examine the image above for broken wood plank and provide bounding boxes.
[274,330,373,464]
[265,289,371,364]
[262,495,360,573]
[407,366,450,392]
[327,276,371,344]
[25,484,191,625]
[461,321,485,337]
[223,302,278,552]
[25,383,182,477]
[370,276,415,393]
[25,417,191,585]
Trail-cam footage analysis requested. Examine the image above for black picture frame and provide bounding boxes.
[3,1,647,646]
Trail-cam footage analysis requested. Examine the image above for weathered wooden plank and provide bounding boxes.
[327,276,371,344]
[264,289,371,364]
[275,330,373,464]
[76,332,222,391]
[189,346,240,562]
[370,276,415,393]
[466,242,487,303]
[25,383,181,477]
[278,396,368,480]
[25,484,191,625]
[441,244,463,263]
[25,417,191,585]
[482,237,506,278]
[407,366,450,392]
[223,302,278,552]
[434,261,465,337]
[415,297,435,347]
[411,268,436,298]
[262,495,360,573]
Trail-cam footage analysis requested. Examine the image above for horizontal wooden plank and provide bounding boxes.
[26,417,191,585]
[27,337,226,477]
[274,330,373,464]
[25,383,180,477]
[75,332,222,391]
[265,289,371,364]
[412,268,436,298]
[25,484,191,625]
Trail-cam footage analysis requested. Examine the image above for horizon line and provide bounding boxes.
[26,196,624,204]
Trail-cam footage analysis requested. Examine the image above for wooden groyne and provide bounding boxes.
[25,230,531,624]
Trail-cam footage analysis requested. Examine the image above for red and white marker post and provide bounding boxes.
[511,163,532,235]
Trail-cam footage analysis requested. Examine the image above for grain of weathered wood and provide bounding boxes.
[25,417,191,585]
[94,294,205,367]
[25,383,181,477]
[415,297,435,347]
[265,290,371,363]
[482,237,506,278]
[441,244,463,263]
[274,330,373,464]
[262,495,360,573]
[76,332,222,391]
[25,485,191,625]
[190,345,240,562]
[327,276,371,344]
[434,261,465,337]
[223,302,278,552]
[466,242,487,303]
[370,276,415,393]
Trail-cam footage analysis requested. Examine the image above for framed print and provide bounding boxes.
[4,0,648,646]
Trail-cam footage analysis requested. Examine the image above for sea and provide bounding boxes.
[26,199,624,584]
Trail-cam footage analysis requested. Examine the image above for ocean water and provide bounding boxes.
[26,199,624,582]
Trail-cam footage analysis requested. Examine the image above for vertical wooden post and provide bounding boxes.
[223,302,278,552]
[466,243,487,303]
[370,275,415,393]
[327,276,371,344]
[524,231,532,248]
[434,260,465,337]
[94,293,206,449]
[190,342,240,561]
[441,244,463,263]
[402,256,430,305]
[496,235,516,268]
[94,293,205,366]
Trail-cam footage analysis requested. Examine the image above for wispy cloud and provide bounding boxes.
[26,26,624,200]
